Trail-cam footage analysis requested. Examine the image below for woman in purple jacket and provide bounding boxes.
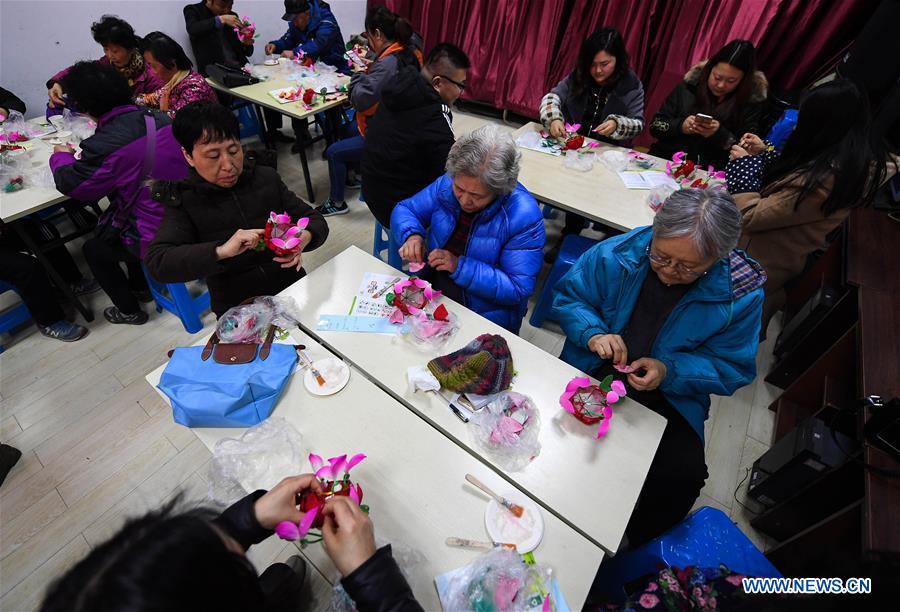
[50,62,188,326]
[137,32,218,115]
[46,15,163,117]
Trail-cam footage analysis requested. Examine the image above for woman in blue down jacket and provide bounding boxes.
[391,125,546,334]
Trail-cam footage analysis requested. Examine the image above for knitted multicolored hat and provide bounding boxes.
[427,334,513,395]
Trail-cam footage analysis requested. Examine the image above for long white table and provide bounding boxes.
[146,329,603,608]
[0,136,66,223]
[512,122,663,232]
[282,246,667,555]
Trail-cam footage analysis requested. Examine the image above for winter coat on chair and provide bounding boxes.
[145,159,328,317]
[49,105,188,257]
[553,226,766,441]
[391,174,546,334]
[649,61,768,170]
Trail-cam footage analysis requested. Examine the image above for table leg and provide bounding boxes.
[11,221,94,322]
[297,129,315,202]
[254,104,274,149]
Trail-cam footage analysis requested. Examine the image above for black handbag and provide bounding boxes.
[206,63,259,88]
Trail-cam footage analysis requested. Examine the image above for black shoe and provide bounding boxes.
[0,444,23,487]
[132,289,154,304]
[316,198,349,217]
[285,555,307,584]
[269,130,294,144]
[71,278,101,296]
[103,306,149,325]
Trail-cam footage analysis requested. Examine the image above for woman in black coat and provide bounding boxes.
[649,40,768,170]
[40,475,423,612]
[145,102,328,317]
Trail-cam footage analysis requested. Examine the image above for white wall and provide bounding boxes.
[0,0,366,115]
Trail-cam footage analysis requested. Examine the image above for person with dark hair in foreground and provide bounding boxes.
[362,42,471,228]
[649,39,768,170]
[46,15,163,116]
[39,475,423,612]
[51,62,188,326]
[727,79,896,333]
[145,101,328,317]
[539,27,646,258]
[138,31,218,114]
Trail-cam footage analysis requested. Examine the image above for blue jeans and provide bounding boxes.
[327,126,363,203]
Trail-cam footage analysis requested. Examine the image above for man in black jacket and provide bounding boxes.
[361,43,470,228]
[146,102,328,317]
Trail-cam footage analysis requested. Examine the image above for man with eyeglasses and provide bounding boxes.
[553,188,766,547]
[361,42,470,228]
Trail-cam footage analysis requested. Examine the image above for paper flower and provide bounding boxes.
[0,131,27,143]
[559,375,626,439]
[264,211,309,255]
[564,134,584,150]
[564,123,581,133]
[302,88,316,105]
[386,277,441,318]
[233,16,258,44]
[275,506,318,541]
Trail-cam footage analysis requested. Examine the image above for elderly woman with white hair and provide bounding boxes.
[554,188,766,545]
[392,125,546,333]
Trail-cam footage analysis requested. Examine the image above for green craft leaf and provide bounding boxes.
[599,374,613,392]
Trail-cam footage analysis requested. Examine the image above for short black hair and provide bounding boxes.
[60,61,133,117]
[573,27,629,95]
[91,15,139,50]
[39,496,264,612]
[144,31,193,71]
[425,42,470,72]
[173,102,240,153]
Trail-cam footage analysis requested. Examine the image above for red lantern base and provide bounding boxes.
[298,480,363,528]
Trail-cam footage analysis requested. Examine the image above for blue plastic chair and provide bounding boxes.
[141,266,211,334]
[373,221,403,270]
[529,233,599,328]
[234,103,263,141]
[594,507,782,604]
[0,281,32,353]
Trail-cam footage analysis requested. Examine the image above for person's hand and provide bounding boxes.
[215,228,264,260]
[321,496,377,577]
[587,334,628,367]
[48,83,65,108]
[265,43,277,55]
[729,144,749,160]
[427,248,459,273]
[219,13,241,29]
[593,119,617,137]
[0,107,7,123]
[626,357,667,391]
[738,132,765,155]
[399,234,425,263]
[548,119,566,140]
[254,474,322,530]
[681,115,697,135]
[695,118,720,138]
[281,50,295,58]
[53,144,75,154]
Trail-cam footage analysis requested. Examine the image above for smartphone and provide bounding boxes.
[695,113,714,125]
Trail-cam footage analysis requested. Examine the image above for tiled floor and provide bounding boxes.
[0,110,778,609]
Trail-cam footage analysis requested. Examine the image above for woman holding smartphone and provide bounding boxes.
[649,40,768,170]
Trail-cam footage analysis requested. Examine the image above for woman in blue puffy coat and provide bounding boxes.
[554,188,766,544]
[392,125,546,334]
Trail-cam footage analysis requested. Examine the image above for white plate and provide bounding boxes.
[303,356,350,396]
[484,490,544,553]
[263,58,279,66]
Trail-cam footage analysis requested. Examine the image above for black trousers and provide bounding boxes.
[594,363,708,547]
[259,561,306,612]
[81,237,147,315]
[0,248,66,325]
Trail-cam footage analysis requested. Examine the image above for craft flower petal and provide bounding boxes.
[345,453,366,472]
[490,415,524,444]
[298,506,319,538]
[565,123,581,133]
[611,379,626,396]
[327,454,348,477]
[349,483,361,504]
[275,520,301,541]
[296,217,310,230]
[408,261,425,273]
[315,465,335,480]
[309,453,324,472]
[595,406,613,438]
[270,211,291,224]
[606,391,620,404]
[389,308,405,324]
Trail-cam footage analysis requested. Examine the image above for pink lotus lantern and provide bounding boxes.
[264,211,309,256]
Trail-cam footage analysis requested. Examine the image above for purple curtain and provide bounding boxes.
[377,0,877,138]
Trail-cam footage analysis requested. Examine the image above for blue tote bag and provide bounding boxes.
[158,328,299,428]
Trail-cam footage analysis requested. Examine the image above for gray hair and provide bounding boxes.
[652,189,742,259]
[445,124,521,196]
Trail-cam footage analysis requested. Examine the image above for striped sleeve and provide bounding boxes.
[606,114,644,140]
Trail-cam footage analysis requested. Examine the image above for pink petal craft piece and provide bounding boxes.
[297,506,319,538]
[275,520,301,541]
[308,453,324,472]
[345,453,366,472]
[408,261,425,273]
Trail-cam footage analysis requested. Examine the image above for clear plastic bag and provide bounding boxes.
[597,149,629,172]
[330,537,426,611]
[216,295,303,343]
[647,184,677,212]
[443,548,555,611]
[469,392,541,471]
[563,150,594,172]
[403,310,461,351]
[58,109,97,143]
[0,111,29,142]
[207,417,305,506]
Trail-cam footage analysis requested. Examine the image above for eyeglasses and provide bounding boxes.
[645,245,707,278]
[435,74,467,92]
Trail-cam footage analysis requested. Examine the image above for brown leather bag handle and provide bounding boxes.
[200,325,277,361]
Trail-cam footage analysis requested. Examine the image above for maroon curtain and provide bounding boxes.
[375,0,877,138]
